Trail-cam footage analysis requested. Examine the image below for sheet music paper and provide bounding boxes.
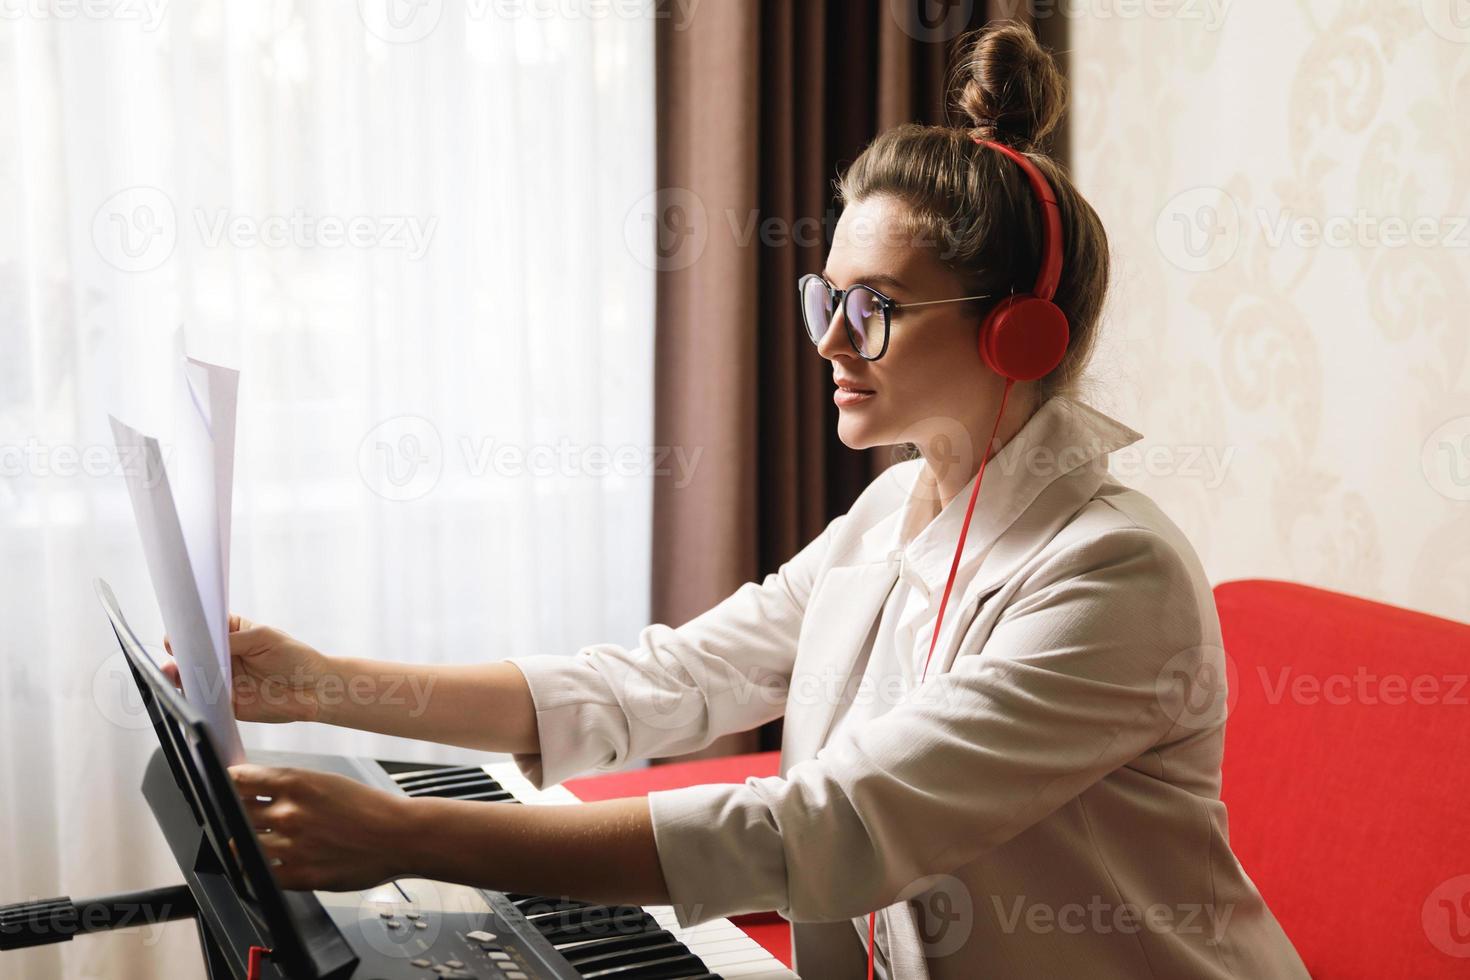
[175,358,239,691]
[109,356,244,764]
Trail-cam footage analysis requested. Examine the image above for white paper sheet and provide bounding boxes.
[109,358,244,765]
[175,357,239,686]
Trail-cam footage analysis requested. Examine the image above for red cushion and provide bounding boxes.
[564,752,781,803]
[1216,579,1470,978]
[565,752,789,967]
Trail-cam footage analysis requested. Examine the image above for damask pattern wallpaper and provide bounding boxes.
[1070,0,1469,622]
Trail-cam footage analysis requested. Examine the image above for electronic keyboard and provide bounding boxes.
[0,581,799,980]
[259,748,800,980]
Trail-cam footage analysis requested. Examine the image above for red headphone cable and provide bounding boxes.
[866,377,1014,979]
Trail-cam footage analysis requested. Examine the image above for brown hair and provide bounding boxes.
[835,21,1108,403]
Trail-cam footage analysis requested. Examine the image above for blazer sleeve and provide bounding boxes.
[645,525,1218,926]
[504,514,845,789]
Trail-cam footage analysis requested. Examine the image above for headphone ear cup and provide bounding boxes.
[978,296,1070,382]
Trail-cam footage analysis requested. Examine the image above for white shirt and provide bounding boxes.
[890,459,996,680]
[830,458,1020,971]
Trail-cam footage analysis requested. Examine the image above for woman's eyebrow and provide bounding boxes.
[820,270,907,292]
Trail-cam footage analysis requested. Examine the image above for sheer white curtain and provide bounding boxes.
[0,3,654,977]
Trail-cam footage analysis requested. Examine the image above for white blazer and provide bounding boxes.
[508,396,1310,979]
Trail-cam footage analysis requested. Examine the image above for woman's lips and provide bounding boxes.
[834,384,876,407]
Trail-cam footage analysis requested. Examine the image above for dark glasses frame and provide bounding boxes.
[797,272,992,361]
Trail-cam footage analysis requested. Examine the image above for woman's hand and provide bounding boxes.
[230,766,672,907]
[163,615,331,724]
[229,764,418,892]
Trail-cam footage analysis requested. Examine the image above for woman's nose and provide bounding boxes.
[814,303,851,361]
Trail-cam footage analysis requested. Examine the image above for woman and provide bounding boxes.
[184,24,1310,979]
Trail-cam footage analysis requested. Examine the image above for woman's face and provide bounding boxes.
[818,194,1008,458]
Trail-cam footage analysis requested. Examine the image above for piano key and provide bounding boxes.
[556,931,684,961]
[647,908,795,980]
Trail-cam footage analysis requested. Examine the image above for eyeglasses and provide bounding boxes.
[797,273,991,361]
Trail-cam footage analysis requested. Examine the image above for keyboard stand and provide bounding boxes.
[1,751,300,980]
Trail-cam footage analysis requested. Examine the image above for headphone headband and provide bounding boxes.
[972,137,1063,302]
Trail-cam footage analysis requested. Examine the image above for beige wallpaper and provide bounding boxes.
[1068,0,1470,623]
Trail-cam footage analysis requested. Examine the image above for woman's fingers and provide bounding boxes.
[160,659,182,690]
[228,625,278,659]
[230,763,294,801]
[245,801,301,834]
[257,832,295,854]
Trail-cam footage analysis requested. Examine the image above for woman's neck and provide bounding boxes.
[919,392,1035,510]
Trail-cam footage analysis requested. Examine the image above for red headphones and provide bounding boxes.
[912,135,1071,685]
[972,136,1070,382]
[866,138,1070,980]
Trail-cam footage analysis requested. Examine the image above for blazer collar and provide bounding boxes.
[785,398,1143,764]
[851,396,1142,594]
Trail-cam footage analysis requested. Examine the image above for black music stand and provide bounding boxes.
[1,581,356,980]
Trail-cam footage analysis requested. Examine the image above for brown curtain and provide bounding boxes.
[651,1,1061,757]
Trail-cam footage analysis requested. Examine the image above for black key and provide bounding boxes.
[578,951,711,979]
[569,939,697,973]
[392,766,488,788]
[533,910,658,945]
[557,931,680,961]
[509,895,598,915]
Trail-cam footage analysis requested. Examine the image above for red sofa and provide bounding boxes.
[567,579,1470,976]
[1213,579,1470,978]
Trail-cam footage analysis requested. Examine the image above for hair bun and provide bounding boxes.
[953,22,1066,150]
